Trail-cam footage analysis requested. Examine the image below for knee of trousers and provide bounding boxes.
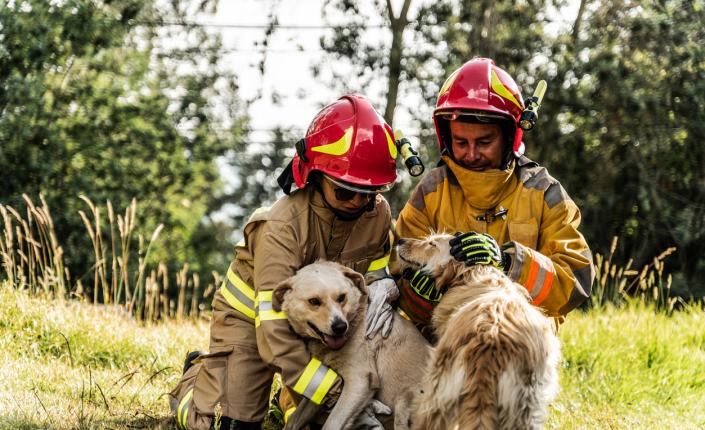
[171,345,274,428]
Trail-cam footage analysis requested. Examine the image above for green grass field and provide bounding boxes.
[2,285,705,429]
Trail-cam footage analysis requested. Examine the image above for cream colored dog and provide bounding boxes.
[273,261,430,430]
[396,233,561,430]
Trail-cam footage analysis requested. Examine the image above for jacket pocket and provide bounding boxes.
[192,347,234,415]
[508,220,539,249]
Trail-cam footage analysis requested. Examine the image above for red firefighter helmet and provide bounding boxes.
[434,58,526,158]
[292,95,397,192]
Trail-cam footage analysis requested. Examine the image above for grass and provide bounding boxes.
[3,285,705,429]
[0,283,209,429]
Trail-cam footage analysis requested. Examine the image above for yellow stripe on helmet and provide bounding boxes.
[385,128,397,159]
[490,70,523,110]
[438,68,460,99]
[311,126,353,156]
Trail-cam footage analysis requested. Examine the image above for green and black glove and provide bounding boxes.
[402,268,443,303]
[449,231,510,271]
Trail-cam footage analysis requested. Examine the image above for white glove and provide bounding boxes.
[351,399,392,429]
[365,277,399,339]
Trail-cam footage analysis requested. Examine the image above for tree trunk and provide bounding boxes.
[383,0,412,126]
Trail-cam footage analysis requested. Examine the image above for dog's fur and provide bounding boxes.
[396,233,561,430]
[273,261,431,430]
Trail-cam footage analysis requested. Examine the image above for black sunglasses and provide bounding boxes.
[333,186,374,202]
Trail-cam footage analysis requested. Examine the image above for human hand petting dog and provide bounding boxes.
[365,277,399,339]
[449,231,510,271]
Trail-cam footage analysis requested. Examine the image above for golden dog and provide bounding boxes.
[273,261,430,430]
[396,233,561,430]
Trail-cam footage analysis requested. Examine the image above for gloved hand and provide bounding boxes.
[351,399,392,429]
[402,268,442,302]
[449,231,509,270]
[365,277,399,339]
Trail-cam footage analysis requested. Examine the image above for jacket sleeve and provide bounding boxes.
[503,185,595,318]
[364,198,395,284]
[252,222,342,407]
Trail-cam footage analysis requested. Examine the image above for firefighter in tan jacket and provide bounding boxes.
[169,95,400,430]
[394,58,595,332]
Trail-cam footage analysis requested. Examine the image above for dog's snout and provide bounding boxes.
[331,318,348,335]
[397,238,407,246]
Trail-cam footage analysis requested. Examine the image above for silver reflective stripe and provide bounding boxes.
[303,364,331,400]
[258,300,273,312]
[224,279,255,310]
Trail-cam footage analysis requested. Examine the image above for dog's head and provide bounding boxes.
[273,261,366,350]
[396,233,465,285]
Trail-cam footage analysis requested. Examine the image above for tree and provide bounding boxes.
[0,0,247,297]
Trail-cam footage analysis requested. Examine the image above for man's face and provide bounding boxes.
[320,177,373,213]
[449,121,504,171]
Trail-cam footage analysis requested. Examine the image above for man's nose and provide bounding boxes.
[465,143,480,161]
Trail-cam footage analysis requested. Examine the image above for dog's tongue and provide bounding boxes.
[323,334,348,350]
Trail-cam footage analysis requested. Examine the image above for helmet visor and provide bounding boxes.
[323,174,394,195]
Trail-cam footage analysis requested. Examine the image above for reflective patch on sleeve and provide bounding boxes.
[256,290,288,327]
[177,388,193,430]
[220,268,256,320]
[292,358,338,405]
[523,248,556,306]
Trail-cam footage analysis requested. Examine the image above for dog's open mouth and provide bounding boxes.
[308,322,348,350]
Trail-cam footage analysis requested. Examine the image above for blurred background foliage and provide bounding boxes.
[1,0,705,309]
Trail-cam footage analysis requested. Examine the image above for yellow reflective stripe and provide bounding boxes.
[220,268,256,319]
[367,254,390,272]
[228,269,255,301]
[256,290,287,327]
[311,127,353,156]
[284,407,296,424]
[293,358,338,405]
[491,70,523,109]
[177,388,193,430]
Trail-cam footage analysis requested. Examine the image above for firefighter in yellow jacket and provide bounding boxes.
[395,58,595,331]
[169,95,401,430]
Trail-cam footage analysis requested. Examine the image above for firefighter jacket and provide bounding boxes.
[395,155,594,326]
[215,186,392,407]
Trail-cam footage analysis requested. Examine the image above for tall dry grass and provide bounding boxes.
[591,236,679,313]
[0,194,219,321]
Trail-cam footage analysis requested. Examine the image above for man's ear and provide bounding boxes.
[338,264,368,296]
[272,280,292,312]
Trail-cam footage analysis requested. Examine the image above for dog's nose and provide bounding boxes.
[331,318,348,336]
[397,238,407,245]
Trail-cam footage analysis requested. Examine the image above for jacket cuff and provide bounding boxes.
[503,241,556,306]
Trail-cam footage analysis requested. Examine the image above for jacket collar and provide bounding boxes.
[442,155,518,210]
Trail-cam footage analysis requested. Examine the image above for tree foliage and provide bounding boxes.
[0,0,246,292]
[316,0,705,294]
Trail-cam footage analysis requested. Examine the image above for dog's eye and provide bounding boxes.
[308,298,321,306]
[336,294,346,303]
[428,242,438,248]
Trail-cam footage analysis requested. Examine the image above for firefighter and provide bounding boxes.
[169,95,399,430]
[394,58,595,334]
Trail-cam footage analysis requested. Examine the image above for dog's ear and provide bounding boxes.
[338,265,368,296]
[272,280,293,312]
[434,260,463,292]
